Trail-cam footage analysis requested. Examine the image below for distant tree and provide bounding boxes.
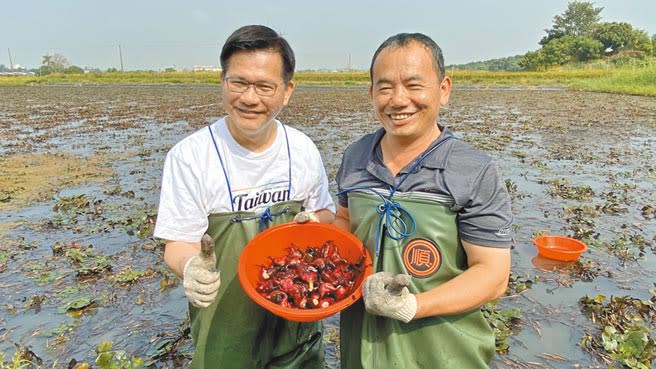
[571,36,604,61]
[106,67,119,73]
[36,66,49,76]
[652,34,656,56]
[540,1,603,45]
[64,65,84,74]
[593,22,634,54]
[0,64,7,72]
[541,36,577,65]
[164,67,177,72]
[447,55,523,71]
[38,53,71,75]
[626,29,653,56]
[518,50,547,71]
[520,34,602,70]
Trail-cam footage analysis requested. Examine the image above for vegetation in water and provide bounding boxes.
[579,290,656,368]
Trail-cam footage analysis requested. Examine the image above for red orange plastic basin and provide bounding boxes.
[533,235,588,261]
[238,222,373,322]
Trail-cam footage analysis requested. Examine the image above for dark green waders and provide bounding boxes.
[340,191,495,369]
[188,201,325,369]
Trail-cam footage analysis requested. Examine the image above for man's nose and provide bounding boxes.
[239,85,260,103]
[390,86,410,105]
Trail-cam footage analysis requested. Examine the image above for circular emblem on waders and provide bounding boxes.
[402,238,441,278]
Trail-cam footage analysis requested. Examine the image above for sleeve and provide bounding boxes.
[153,148,209,243]
[456,161,513,248]
[335,139,364,208]
[302,147,336,214]
[335,155,349,208]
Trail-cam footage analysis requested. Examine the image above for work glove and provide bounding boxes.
[293,211,320,223]
[183,234,221,308]
[362,272,417,323]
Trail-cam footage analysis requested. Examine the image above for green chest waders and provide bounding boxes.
[189,201,324,369]
[188,124,324,369]
[339,190,495,369]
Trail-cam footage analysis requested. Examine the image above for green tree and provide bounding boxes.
[571,36,604,61]
[626,29,653,55]
[521,35,603,70]
[64,65,84,74]
[541,36,577,65]
[593,22,633,54]
[38,53,71,75]
[518,50,546,71]
[652,34,656,56]
[540,1,603,45]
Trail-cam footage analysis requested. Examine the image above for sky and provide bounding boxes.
[1,0,655,71]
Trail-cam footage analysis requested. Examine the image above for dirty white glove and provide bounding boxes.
[362,272,417,323]
[183,234,221,308]
[293,211,320,223]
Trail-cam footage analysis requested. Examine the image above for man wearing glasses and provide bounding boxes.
[154,25,335,369]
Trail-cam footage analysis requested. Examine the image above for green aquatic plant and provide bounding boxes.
[95,341,144,369]
[0,346,43,369]
[579,292,656,368]
[545,178,595,200]
[483,300,522,354]
[0,352,31,369]
[560,204,598,240]
[110,267,146,285]
[505,273,534,295]
[57,295,96,314]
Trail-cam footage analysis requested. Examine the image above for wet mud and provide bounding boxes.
[0,85,655,368]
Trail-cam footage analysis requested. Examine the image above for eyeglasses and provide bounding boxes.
[223,77,279,97]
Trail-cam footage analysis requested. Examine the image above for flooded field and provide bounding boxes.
[1,85,655,368]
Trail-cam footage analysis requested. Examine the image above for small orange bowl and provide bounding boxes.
[238,222,373,322]
[533,235,588,261]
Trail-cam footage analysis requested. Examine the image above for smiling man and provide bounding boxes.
[334,33,513,368]
[154,25,335,369]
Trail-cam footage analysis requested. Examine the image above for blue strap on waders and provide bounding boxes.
[208,122,293,228]
[338,135,454,257]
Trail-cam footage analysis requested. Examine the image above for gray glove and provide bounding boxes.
[183,234,221,308]
[362,272,417,323]
[293,211,319,223]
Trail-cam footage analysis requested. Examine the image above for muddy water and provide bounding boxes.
[0,85,655,368]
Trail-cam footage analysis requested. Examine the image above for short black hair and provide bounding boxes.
[220,25,295,82]
[369,33,445,82]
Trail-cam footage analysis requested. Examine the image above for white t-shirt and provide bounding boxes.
[154,118,335,243]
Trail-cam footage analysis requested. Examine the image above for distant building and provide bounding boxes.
[193,65,221,72]
[0,71,35,76]
[0,64,34,76]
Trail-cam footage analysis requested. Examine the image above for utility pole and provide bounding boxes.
[8,48,13,69]
[118,44,124,71]
[347,53,351,71]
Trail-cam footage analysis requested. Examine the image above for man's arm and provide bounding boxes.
[333,203,509,319]
[314,208,336,224]
[413,241,510,318]
[333,204,350,231]
[163,240,202,278]
[164,238,222,308]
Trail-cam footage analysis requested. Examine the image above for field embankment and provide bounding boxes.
[1,64,655,96]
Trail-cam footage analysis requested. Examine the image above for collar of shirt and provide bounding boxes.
[365,124,455,183]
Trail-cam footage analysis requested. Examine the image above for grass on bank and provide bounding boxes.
[566,65,656,96]
[1,63,655,96]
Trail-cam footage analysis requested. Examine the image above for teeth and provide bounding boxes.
[390,113,412,120]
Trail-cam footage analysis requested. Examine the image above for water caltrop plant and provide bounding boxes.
[579,292,656,368]
[95,341,144,369]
